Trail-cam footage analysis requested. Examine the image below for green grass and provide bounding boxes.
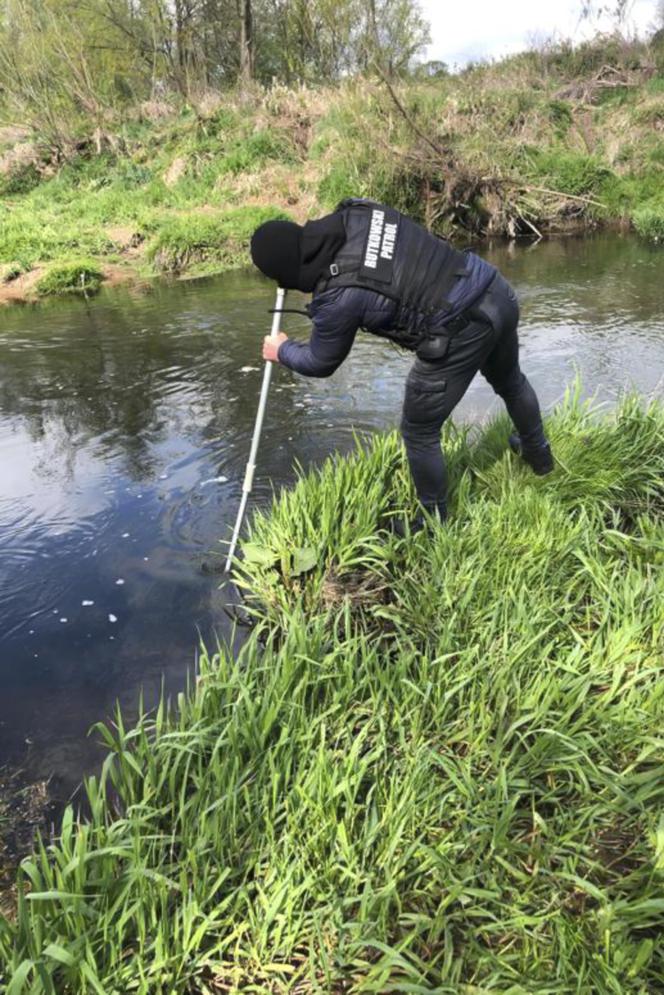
[632,199,664,242]
[0,161,42,197]
[35,259,103,296]
[529,150,614,198]
[0,260,24,282]
[0,120,297,289]
[2,39,664,298]
[219,129,296,176]
[147,205,291,275]
[0,192,116,271]
[1,391,663,993]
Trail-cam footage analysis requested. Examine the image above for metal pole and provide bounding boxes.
[224,286,286,573]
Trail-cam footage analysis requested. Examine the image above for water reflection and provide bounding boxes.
[0,234,662,799]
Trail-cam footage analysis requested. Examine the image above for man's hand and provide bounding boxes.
[263,332,288,363]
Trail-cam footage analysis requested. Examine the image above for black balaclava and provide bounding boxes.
[250,212,346,293]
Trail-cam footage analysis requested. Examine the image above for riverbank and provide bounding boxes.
[0,771,52,922]
[1,34,664,303]
[2,391,663,991]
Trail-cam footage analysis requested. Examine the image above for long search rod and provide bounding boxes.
[224,286,286,573]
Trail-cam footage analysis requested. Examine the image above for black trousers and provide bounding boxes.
[400,272,546,517]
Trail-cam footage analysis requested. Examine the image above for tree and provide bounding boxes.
[415,59,449,79]
[363,0,430,76]
[656,0,664,28]
[579,1,636,25]
[238,0,254,83]
[0,0,432,127]
[0,0,144,140]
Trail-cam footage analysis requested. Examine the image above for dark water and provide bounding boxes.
[0,233,663,805]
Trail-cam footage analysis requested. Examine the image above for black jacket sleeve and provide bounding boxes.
[277,287,360,378]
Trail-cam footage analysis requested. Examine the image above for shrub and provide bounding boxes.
[0,161,42,196]
[35,259,104,295]
[539,35,645,77]
[633,200,664,241]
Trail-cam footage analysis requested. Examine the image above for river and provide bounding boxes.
[0,232,663,817]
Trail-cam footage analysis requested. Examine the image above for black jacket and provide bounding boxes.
[278,250,496,378]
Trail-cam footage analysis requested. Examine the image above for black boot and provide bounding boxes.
[389,503,447,539]
[509,433,554,476]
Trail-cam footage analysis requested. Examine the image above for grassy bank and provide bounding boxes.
[1,34,664,302]
[1,390,663,992]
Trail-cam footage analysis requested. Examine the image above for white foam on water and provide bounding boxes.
[200,476,228,486]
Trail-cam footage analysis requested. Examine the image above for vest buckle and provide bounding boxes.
[330,263,339,276]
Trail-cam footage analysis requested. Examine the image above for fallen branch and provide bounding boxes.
[518,213,543,240]
[502,180,606,208]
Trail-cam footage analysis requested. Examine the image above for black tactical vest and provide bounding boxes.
[314,198,471,348]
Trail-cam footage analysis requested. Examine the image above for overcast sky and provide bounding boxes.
[420,0,659,69]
